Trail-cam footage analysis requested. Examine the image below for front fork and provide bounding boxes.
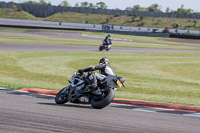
[62,86,70,93]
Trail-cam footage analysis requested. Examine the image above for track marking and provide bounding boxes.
[110,103,200,117]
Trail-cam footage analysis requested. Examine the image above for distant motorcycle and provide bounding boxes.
[99,41,112,51]
[55,70,125,109]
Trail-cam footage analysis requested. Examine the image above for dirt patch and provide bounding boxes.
[162,38,200,44]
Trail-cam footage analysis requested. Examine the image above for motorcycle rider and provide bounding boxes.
[78,57,114,96]
[103,34,112,46]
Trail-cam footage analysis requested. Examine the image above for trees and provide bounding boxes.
[79,1,107,9]
[176,5,193,14]
[147,4,161,12]
[125,7,133,11]
[168,5,193,14]
[22,1,39,5]
[74,3,79,7]
[38,0,51,5]
[88,3,95,8]
[80,2,89,8]
[59,0,70,7]
[125,5,145,11]
[165,7,170,13]
[133,5,141,11]
[22,0,50,5]
[96,2,107,9]
[125,3,193,14]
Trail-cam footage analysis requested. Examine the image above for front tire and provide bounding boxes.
[99,45,104,51]
[90,88,115,109]
[55,87,69,104]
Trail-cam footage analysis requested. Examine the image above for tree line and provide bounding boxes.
[1,0,198,14]
[13,0,107,9]
[126,4,194,14]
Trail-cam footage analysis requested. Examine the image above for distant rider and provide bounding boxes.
[103,34,112,46]
[78,57,114,96]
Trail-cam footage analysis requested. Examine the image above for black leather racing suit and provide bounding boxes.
[78,63,114,91]
[104,36,112,46]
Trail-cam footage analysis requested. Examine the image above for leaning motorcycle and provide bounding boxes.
[55,71,125,109]
[99,41,112,51]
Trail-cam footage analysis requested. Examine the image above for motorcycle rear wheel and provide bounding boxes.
[90,88,115,109]
[55,87,69,104]
[106,48,110,51]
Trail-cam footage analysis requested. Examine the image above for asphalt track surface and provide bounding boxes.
[19,88,200,112]
[1,88,200,133]
[1,30,200,132]
[2,42,200,53]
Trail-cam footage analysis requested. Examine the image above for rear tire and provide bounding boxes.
[90,88,115,109]
[106,48,110,51]
[106,45,111,51]
[55,87,69,104]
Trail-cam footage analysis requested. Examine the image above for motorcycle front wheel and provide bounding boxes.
[99,45,104,51]
[90,88,115,109]
[55,87,69,104]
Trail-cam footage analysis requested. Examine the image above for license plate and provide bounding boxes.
[117,79,122,88]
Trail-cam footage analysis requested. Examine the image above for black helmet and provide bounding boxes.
[99,57,109,65]
[108,34,111,37]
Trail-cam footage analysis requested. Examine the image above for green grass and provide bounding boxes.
[1,27,200,46]
[0,52,200,106]
[0,32,200,50]
[0,8,41,20]
[0,27,28,32]
[83,32,200,45]
[45,12,200,30]
[0,28,200,106]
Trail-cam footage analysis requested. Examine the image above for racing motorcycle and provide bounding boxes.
[55,71,125,109]
[99,41,112,51]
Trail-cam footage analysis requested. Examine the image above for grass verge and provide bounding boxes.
[0,51,200,106]
[0,32,200,50]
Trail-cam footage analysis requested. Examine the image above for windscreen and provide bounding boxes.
[105,67,115,75]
